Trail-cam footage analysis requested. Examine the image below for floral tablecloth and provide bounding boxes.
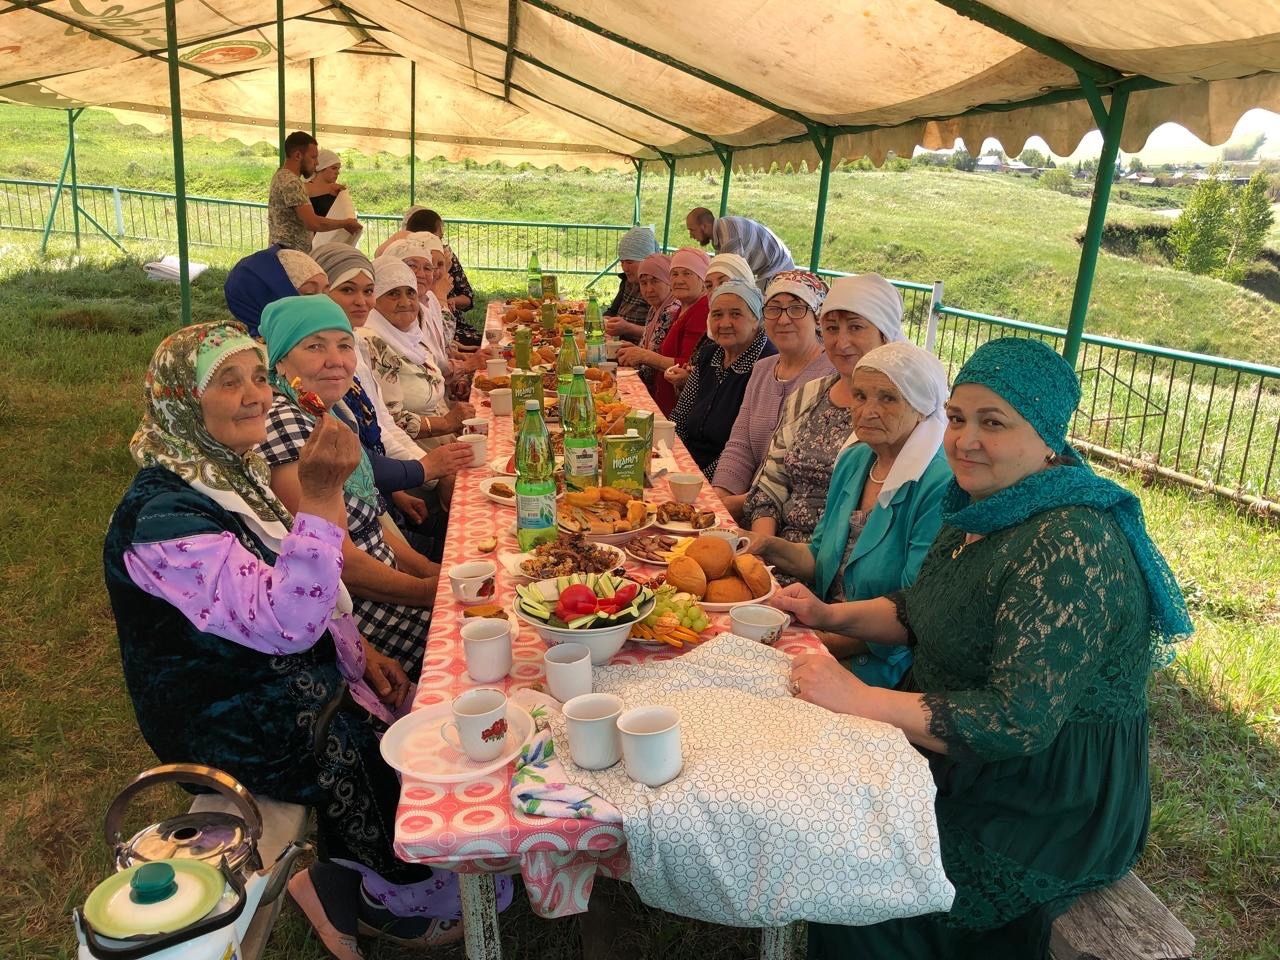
[393,303,825,918]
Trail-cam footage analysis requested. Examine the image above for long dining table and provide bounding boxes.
[392,302,819,958]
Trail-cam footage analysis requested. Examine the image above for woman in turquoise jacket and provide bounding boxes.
[748,341,951,687]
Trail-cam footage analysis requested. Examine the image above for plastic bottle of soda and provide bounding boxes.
[584,294,606,366]
[555,325,582,408]
[562,365,598,492]
[513,325,532,371]
[515,400,557,550]
[527,251,542,300]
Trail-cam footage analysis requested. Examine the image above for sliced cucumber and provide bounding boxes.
[598,576,616,598]
[567,612,599,629]
[556,575,570,592]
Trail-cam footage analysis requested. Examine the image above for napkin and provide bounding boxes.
[143,255,209,283]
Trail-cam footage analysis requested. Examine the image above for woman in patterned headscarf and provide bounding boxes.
[102,322,495,957]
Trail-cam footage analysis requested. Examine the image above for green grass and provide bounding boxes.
[3,104,1280,365]
[0,251,1276,959]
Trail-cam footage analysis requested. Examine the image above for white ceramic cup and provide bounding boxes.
[597,361,618,378]
[667,472,704,505]
[461,617,513,682]
[459,433,488,465]
[701,528,750,554]
[448,560,497,604]
[605,339,623,360]
[653,418,676,450]
[486,357,509,378]
[617,705,683,787]
[563,693,624,770]
[462,417,489,436]
[489,388,514,416]
[543,642,592,703]
[440,688,508,762]
[730,603,792,645]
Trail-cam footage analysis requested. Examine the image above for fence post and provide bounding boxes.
[925,280,943,352]
[68,109,81,250]
[660,153,676,250]
[164,0,192,325]
[112,186,126,236]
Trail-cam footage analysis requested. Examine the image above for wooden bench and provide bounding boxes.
[1050,871,1195,960]
[188,794,310,960]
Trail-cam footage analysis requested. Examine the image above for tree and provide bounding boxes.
[1128,156,1145,173]
[1170,170,1232,276]
[951,149,976,172]
[1018,148,1047,169]
[1039,167,1075,194]
[1223,172,1275,280]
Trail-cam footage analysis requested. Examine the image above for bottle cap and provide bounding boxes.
[572,365,586,375]
[626,429,639,437]
[524,400,540,411]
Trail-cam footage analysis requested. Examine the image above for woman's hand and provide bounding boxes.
[450,400,476,423]
[363,645,411,709]
[391,490,428,525]
[789,652,868,715]
[744,530,774,562]
[663,364,690,390]
[423,441,475,480]
[297,413,361,503]
[770,582,831,630]
[616,345,656,369]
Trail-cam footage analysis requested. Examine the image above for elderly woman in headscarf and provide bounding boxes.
[750,341,952,687]
[258,296,438,680]
[602,225,660,343]
[741,272,911,540]
[704,252,755,293]
[672,280,778,478]
[397,207,477,340]
[103,322,504,956]
[224,246,329,335]
[628,253,680,397]
[712,270,835,520]
[617,247,711,415]
[774,337,1192,959]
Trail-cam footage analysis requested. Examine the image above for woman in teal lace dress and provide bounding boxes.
[771,338,1192,959]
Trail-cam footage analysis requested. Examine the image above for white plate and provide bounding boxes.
[480,475,564,507]
[556,517,655,546]
[380,701,535,783]
[624,534,691,567]
[498,543,626,582]
[698,575,778,613]
[616,367,640,378]
[489,456,517,476]
[653,519,715,535]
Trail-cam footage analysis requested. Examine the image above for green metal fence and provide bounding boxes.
[3,176,1277,511]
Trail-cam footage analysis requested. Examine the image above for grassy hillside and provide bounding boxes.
[3,104,1279,365]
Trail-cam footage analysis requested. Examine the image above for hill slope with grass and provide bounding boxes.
[2,104,1279,365]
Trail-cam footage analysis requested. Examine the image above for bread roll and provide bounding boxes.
[733,554,773,599]
[667,555,707,599]
[704,575,754,604]
[686,536,734,579]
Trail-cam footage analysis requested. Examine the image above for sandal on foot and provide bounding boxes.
[288,867,364,960]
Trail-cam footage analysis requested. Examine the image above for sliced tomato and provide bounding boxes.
[613,583,639,605]
[558,584,599,617]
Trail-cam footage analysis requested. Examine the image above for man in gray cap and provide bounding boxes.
[603,225,659,343]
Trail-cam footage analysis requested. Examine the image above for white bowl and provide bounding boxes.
[514,577,655,665]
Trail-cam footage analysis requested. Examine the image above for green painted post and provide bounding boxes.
[1064,86,1130,367]
[409,60,416,205]
[164,0,192,325]
[661,155,676,250]
[309,59,316,138]
[40,126,74,254]
[718,146,733,217]
[276,0,285,161]
[808,129,834,271]
[67,109,81,249]
[632,159,643,225]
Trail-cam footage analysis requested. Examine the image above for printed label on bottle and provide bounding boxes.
[586,343,606,364]
[516,493,556,529]
[563,444,598,488]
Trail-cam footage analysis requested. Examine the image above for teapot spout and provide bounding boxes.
[259,840,311,905]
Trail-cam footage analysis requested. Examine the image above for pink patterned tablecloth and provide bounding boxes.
[393,303,824,918]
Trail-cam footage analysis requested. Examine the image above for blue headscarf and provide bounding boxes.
[224,246,298,337]
[943,338,1192,663]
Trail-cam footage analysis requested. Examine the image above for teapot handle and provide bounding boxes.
[104,764,263,855]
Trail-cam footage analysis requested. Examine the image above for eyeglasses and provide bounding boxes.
[762,303,812,320]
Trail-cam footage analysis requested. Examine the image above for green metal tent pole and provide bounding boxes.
[164,0,192,325]
[309,59,317,138]
[632,159,643,225]
[67,109,81,249]
[1064,81,1129,367]
[409,60,416,205]
[808,128,834,271]
[717,145,733,217]
[660,154,676,250]
[276,0,286,160]
[40,118,75,255]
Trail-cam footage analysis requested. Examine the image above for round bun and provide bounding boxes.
[667,555,708,599]
[733,554,773,598]
[686,536,734,579]
[704,575,753,604]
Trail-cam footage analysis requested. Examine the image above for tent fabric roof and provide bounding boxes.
[2,1,1280,171]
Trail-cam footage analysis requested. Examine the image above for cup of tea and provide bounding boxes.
[543,642,592,703]
[617,705,682,787]
[462,417,489,436]
[701,527,750,554]
[730,604,791,645]
[653,418,676,451]
[605,339,623,360]
[563,693,623,770]
[448,560,497,604]
[667,473,704,505]
[461,618,513,682]
[486,357,508,379]
[597,361,618,378]
[490,388,514,416]
[440,688,509,762]
[459,433,488,465]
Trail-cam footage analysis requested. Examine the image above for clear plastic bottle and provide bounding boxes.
[555,325,582,408]
[584,294,606,366]
[527,251,542,300]
[513,325,532,371]
[562,365,598,492]
[515,400,557,550]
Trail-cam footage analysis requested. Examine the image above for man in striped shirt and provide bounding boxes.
[686,207,795,289]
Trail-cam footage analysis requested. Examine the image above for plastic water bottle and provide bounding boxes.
[556,325,582,408]
[515,400,557,550]
[513,325,532,371]
[584,294,606,366]
[527,251,541,300]
[562,365,598,492]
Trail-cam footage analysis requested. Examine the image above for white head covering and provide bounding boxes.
[315,148,340,171]
[368,256,428,367]
[852,341,949,507]
[705,252,755,287]
[276,249,326,290]
[382,231,444,262]
[820,273,907,344]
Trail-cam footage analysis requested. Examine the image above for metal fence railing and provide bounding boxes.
[4,176,1278,512]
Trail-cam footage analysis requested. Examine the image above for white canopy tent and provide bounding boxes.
[3,0,1280,356]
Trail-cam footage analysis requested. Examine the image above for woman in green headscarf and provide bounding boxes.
[772,337,1192,959]
[259,295,438,679]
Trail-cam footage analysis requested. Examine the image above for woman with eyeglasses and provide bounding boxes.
[711,271,834,521]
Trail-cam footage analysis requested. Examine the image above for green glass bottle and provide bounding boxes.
[513,325,532,371]
[562,365,598,492]
[526,250,541,300]
[555,325,582,408]
[515,400,557,550]
[584,294,606,366]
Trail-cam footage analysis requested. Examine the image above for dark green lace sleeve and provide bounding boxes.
[922,512,1131,763]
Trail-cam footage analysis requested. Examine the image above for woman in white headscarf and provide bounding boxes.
[704,252,755,293]
[307,148,359,246]
[748,341,952,689]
